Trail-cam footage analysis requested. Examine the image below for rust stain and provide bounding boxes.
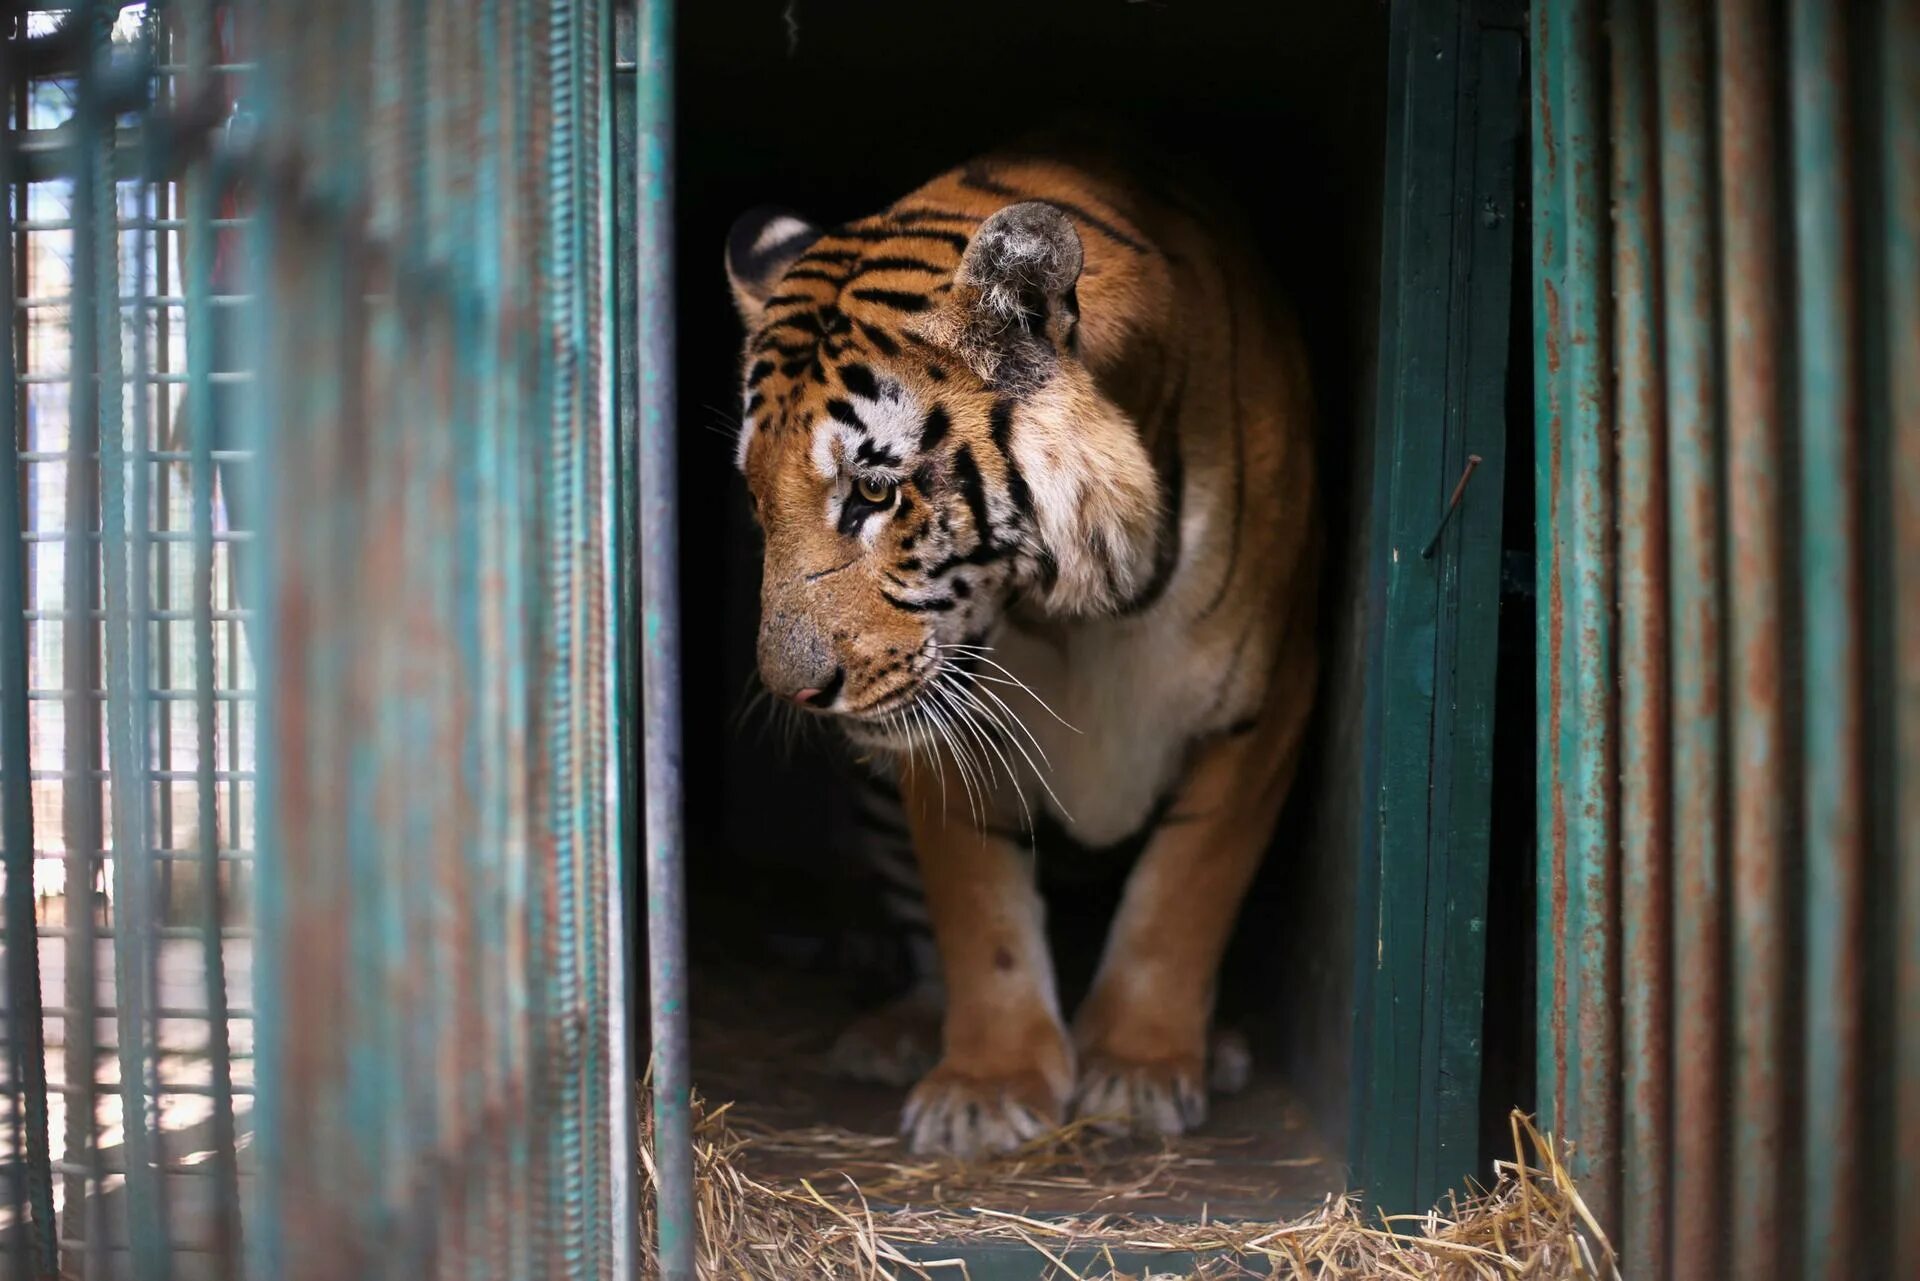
[1715,2,1790,1273]
[1545,278,1564,376]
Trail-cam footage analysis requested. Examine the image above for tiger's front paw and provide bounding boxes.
[1073,1049,1209,1137]
[900,1019,1073,1158]
[901,1063,1067,1157]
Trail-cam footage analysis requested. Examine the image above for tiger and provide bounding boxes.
[723,129,1320,1157]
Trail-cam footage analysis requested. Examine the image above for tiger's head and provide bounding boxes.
[724,198,1166,752]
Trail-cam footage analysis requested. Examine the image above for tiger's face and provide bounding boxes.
[724,200,1166,753]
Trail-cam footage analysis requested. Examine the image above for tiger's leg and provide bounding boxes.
[1071,691,1308,1136]
[829,768,944,1087]
[896,763,1073,1157]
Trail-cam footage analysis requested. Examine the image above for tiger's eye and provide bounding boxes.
[856,476,895,506]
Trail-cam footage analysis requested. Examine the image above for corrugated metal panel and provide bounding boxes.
[1533,1,1920,1275]
[1604,0,1671,1272]
[1718,2,1790,1275]
[243,0,631,1273]
[6,0,631,1277]
[1531,0,1621,1233]
[1890,8,1920,1279]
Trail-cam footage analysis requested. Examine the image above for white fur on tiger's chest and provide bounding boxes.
[991,607,1242,849]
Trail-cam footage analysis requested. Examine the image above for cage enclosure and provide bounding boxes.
[652,0,1528,1244]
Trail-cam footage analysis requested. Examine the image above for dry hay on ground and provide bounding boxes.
[637,1087,1619,1280]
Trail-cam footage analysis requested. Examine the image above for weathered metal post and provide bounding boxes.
[636,0,694,1276]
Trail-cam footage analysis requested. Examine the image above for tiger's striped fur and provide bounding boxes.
[726,131,1319,1156]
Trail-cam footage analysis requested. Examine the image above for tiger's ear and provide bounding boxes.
[947,201,1084,391]
[725,207,820,323]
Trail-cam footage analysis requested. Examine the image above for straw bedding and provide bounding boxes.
[636,1088,1619,1280]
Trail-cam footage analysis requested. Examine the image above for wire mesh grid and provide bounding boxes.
[3,2,252,1276]
[2,1,633,1276]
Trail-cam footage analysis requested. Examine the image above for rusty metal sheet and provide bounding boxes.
[1888,3,1920,1277]
[1655,1,1730,1272]
[1790,2,1869,1276]
[1718,1,1791,1273]
[1606,0,1670,1271]
[1531,0,1572,1155]
[243,0,631,1276]
[1557,0,1621,1235]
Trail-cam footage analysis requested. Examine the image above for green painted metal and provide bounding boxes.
[0,0,631,1276]
[1604,1,1670,1273]
[1790,2,1869,1274]
[1532,1,1920,1274]
[60,9,114,1267]
[180,0,244,1268]
[635,0,694,1273]
[1718,1,1790,1274]
[1352,0,1519,1214]
[1528,0,1569,1162]
[0,14,59,1275]
[3,4,257,1273]
[1561,0,1618,1232]
[1889,5,1920,1278]
[1533,4,1625,1233]
[96,5,169,1273]
[1655,4,1727,1273]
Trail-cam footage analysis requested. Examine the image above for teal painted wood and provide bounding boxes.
[1352,0,1438,1206]
[1352,0,1519,1213]
[1790,2,1869,1275]
[1419,10,1521,1205]
[1889,5,1920,1277]
[1604,1,1671,1271]
[0,29,59,1275]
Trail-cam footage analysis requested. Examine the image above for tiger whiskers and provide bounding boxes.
[909,692,986,828]
[900,642,1071,827]
[940,671,1069,823]
[927,677,1028,831]
[738,677,815,762]
[933,642,1079,733]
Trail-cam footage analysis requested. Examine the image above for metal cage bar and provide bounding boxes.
[0,13,60,1277]
[635,0,691,1275]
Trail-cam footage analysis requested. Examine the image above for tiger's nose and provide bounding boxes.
[780,671,843,709]
[757,609,842,708]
